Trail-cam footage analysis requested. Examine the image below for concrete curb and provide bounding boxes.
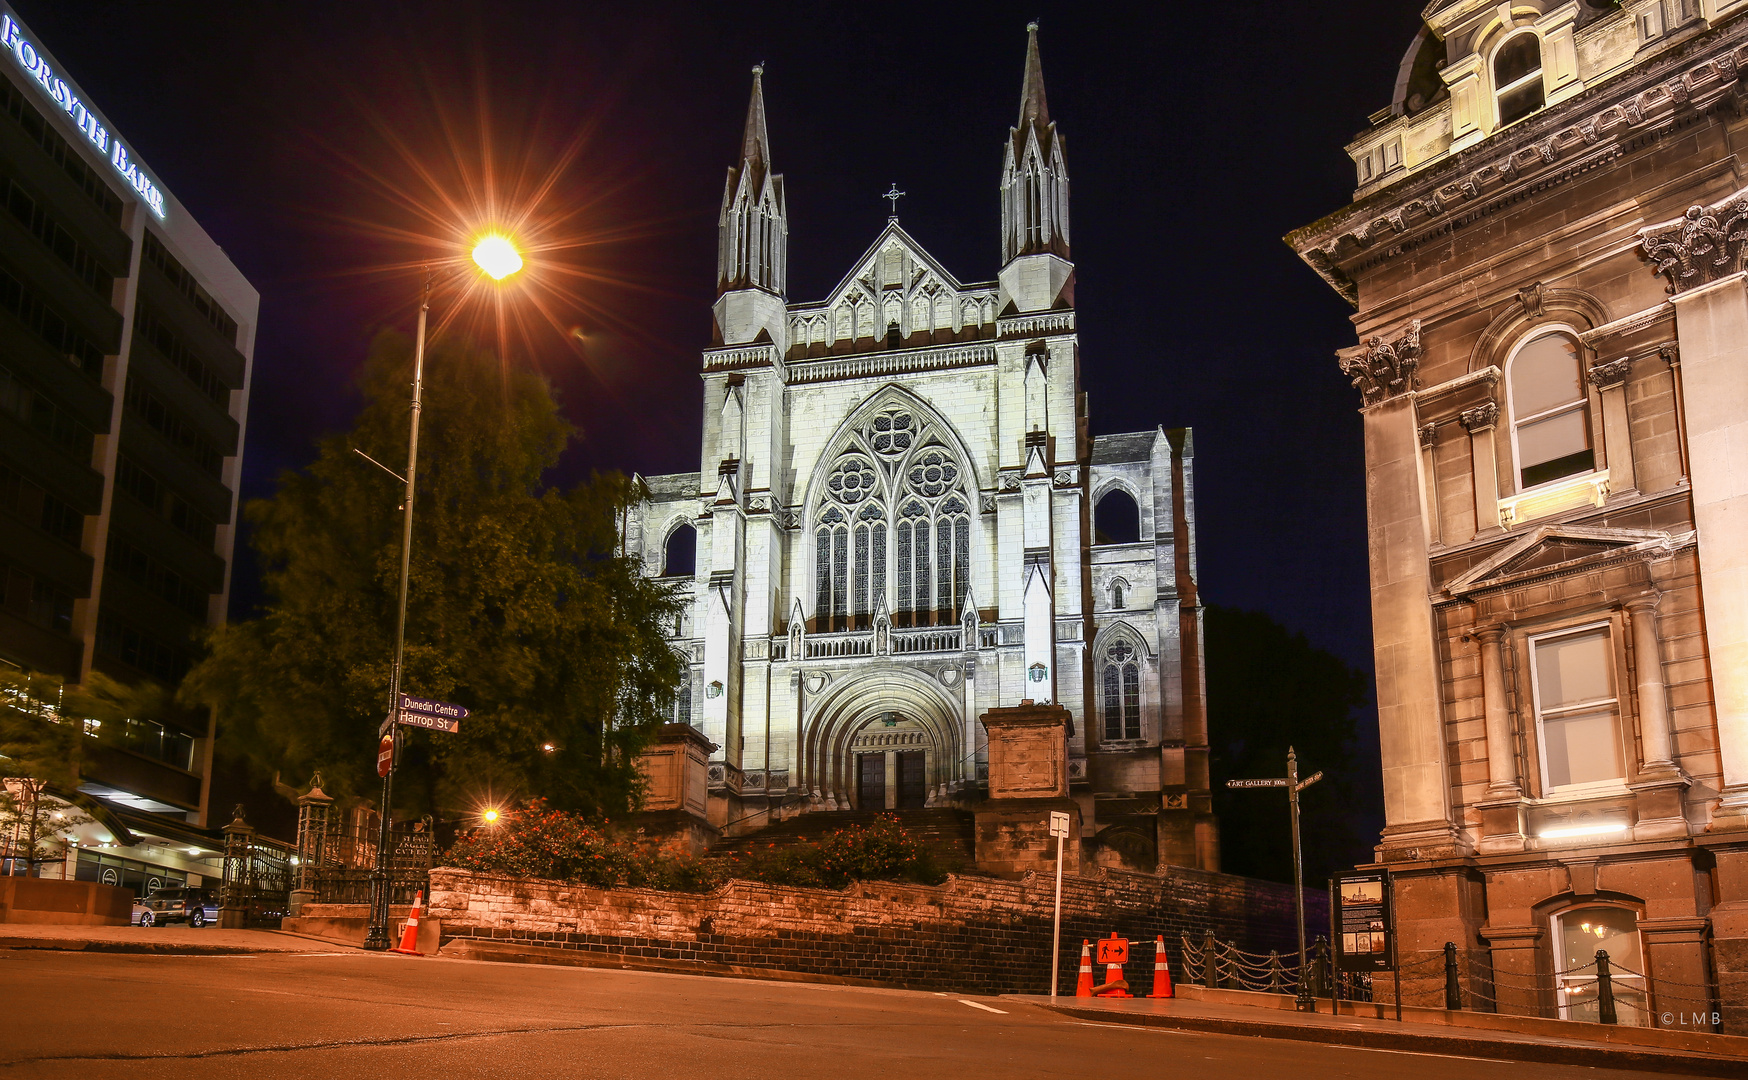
[1028,1001,1748,1077]
[0,936,273,956]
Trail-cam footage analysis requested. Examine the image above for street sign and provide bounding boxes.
[1095,936,1130,965]
[377,735,395,778]
[1048,811,1070,838]
[395,709,459,734]
[1297,770,1324,792]
[1227,778,1289,788]
[398,693,468,720]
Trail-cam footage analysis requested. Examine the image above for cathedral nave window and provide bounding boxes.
[1101,640,1142,740]
[1507,330,1594,490]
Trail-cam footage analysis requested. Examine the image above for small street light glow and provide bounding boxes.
[482,807,501,825]
[471,234,523,280]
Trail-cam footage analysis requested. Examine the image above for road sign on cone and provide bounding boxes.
[1093,932,1131,997]
[1150,935,1174,998]
[390,890,424,956]
[1074,940,1095,997]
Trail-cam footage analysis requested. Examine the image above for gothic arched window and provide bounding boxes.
[1101,640,1142,740]
[814,410,972,632]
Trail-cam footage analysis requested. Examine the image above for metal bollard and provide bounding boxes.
[1444,942,1461,1010]
[1204,931,1218,989]
[1595,950,1617,1025]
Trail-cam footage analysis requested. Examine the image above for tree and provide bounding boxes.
[0,667,96,875]
[1204,606,1374,885]
[181,331,683,818]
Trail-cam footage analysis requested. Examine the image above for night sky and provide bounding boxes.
[23,1,1426,835]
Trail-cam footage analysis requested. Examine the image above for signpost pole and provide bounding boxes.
[365,276,429,953]
[1049,810,1068,999]
[1288,747,1312,1012]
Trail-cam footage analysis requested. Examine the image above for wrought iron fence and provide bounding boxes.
[305,814,435,906]
[219,807,293,926]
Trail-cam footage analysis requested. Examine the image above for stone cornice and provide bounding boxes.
[1287,18,1748,306]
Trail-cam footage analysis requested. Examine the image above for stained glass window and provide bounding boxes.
[896,520,913,611]
[872,523,887,611]
[1103,641,1141,740]
[815,526,831,622]
[853,524,869,615]
[1102,664,1121,740]
[831,526,848,623]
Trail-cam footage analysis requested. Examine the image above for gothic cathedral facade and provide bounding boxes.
[625,27,1217,873]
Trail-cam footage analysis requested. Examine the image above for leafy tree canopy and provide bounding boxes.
[1205,606,1373,886]
[182,331,683,819]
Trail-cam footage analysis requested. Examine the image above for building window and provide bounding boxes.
[1531,625,1624,792]
[1508,331,1593,490]
[674,674,692,725]
[662,523,696,577]
[1094,488,1140,544]
[1554,906,1648,1026]
[1111,581,1125,610]
[1493,32,1545,127]
[1102,640,1142,740]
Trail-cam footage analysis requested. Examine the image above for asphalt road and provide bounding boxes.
[0,949,1673,1079]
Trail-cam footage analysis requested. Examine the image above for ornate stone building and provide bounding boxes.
[623,27,1217,873]
[1291,0,1748,1029]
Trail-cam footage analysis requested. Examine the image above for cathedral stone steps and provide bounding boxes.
[710,808,976,872]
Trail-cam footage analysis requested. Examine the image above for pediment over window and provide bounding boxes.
[1444,525,1686,597]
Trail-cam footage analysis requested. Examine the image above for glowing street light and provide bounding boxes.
[365,234,524,952]
[482,808,502,826]
[471,234,523,281]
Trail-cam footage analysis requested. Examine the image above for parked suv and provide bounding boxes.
[137,887,217,928]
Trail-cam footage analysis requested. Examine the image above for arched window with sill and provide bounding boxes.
[662,523,696,577]
[1101,639,1142,741]
[1508,330,1593,490]
[1493,31,1545,127]
[1553,905,1648,1026]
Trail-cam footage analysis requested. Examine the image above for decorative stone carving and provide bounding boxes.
[1517,281,1545,318]
[1640,187,1748,293]
[1052,466,1081,488]
[747,496,770,514]
[979,493,997,514]
[1418,423,1438,449]
[998,471,1022,492]
[1587,357,1635,388]
[775,508,800,530]
[1458,401,1499,432]
[1338,319,1421,405]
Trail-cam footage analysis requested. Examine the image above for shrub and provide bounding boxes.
[717,814,945,890]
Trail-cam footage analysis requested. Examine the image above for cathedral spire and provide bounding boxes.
[999,23,1072,310]
[1017,21,1049,133]
[714,65,789,345]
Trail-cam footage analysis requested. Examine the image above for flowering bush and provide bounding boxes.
[443,803,943,892]
[443,799,725,892]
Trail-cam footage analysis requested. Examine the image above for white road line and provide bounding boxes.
[959,999,1008,1014]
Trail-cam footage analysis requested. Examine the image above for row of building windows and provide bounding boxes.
[0,360,94,460]
[0,264,106,379]
[0,560,73,635]
[134,305,229,407]
[114,454,216,548]
[0,77,122,224]
[1,171,111,295]
[107,532,209,618]
[0,461,82,546]
[95,612,191,684]
[142,233,238,347]
[123,376,222,477]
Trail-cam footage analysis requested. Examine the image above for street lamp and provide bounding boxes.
[363,233,524,951]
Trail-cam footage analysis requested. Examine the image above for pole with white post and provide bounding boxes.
[1049,809,1069,998]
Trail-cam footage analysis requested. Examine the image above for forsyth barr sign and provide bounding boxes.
[0,11,166,220]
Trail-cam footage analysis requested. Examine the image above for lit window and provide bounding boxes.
[1494,33,1545,127]
[1509,331,1594,489]
[1554,906,1647,1026]
[1531,626,1623,791]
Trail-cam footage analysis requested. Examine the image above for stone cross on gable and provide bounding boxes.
[883,182,905,219]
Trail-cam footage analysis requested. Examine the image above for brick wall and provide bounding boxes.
[429,865,1329,994]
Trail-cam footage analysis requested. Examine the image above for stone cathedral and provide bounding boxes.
[626,26,1217,873]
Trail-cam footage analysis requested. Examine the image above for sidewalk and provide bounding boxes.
[0,922,352,955]
[1014,990,1748,1077]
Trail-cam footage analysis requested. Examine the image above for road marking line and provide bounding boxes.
[958,999,1008,1014]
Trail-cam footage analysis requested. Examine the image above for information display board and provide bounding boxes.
[1335,871,1393,972]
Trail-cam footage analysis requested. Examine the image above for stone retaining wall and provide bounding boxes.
[429,865,1328,993]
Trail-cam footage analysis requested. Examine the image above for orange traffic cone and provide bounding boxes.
[390,891,424,956]
[1074,940,1095,997]
[1150,935,1173,998]
[1093,931,1131,997]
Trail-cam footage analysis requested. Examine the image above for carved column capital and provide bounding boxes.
[1338,318,1421,406]
[1640,186,1748,293]
[1623,592,1662,616]
[1459,401,1499,432]
[1587,357,1634,388]
[1472,623,1508,645]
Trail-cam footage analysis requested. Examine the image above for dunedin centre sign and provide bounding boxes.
[0,12,166,219]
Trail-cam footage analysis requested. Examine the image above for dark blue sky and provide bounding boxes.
[23,0,1422,768]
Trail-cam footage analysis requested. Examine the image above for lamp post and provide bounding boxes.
[363,235,522,951]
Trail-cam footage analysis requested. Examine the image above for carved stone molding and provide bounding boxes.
[1418,422,1438,449]
[1459,401,1499,432]
[998,471,1022,493]
[979,493,997,514]
[1052,466,1082,489]
[1639,186,1748,293]
[1338,319,1421,405]
[1587,357,1635,388]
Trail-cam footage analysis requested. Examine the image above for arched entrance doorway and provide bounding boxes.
[800,668,965,811]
